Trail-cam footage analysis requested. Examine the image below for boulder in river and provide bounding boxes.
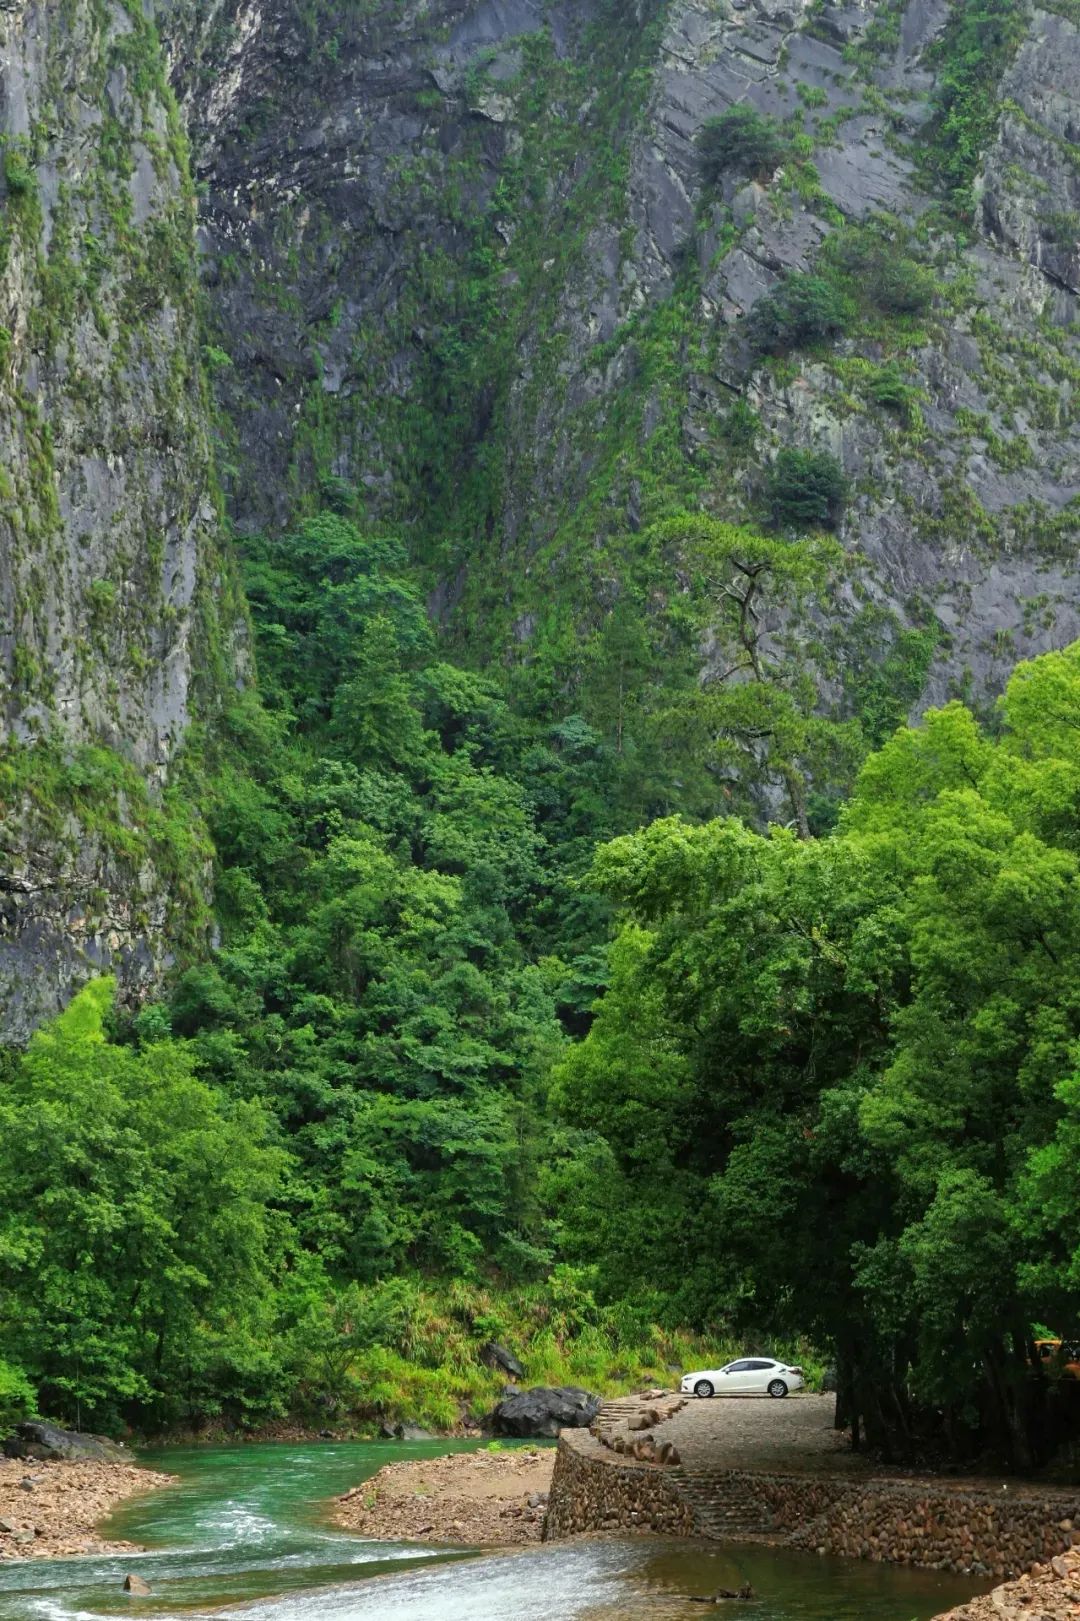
[481,1341,525,1380]
[488,1386,600,1438]
[379,1422,434,1441]
[3,1421,131,1463]
[122,1573,152,1594]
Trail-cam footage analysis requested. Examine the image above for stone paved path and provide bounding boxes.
[660,1392,867,1477]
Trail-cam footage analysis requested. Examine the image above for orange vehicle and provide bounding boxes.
[1033,1338,1080,1379]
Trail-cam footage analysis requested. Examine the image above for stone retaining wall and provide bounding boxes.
[544,1430,1080,1579]
[543,1430,694,1540]
[719,1470,1080,1578]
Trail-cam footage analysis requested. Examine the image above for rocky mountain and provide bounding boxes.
[2,0,1080,1027]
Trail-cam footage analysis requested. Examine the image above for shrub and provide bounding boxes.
[697,105,786,187]
[863,362,923,426]
[3,143,34,198]
[765,448,848,531]
[747,273,854,355]
[827,225,936,316]
[719,397,759,448]
[0,1359,36,1429]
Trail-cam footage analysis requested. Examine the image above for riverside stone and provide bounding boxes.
[490,1387,600,1439]
[4,1423,131,1464]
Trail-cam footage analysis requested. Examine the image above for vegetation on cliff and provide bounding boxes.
[4,0,1080,1476]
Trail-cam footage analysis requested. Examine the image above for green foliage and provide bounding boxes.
[0,1359,36,1429]
[764,448,848,532]
[0,979,287,1430]
[861,361,924,425]
[823,222,936,317]
[718,397,760,448]
[921,0,1028,212]
[2,142,35,198]
[172,514,605,1289]
[0,505,854,1435]
[645,514,856,834]
[558,641,1080,1466]
[746,273,854,355]
[697,106,787,187]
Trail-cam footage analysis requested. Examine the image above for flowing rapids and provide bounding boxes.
[0,1442,982,1620]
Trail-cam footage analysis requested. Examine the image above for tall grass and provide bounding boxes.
[298,1269,823,1433]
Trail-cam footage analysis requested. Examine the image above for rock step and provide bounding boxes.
[671,1471,777,1539]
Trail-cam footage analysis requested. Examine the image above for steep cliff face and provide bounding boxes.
[0,0,236,1034]
[4,0,1080,1027]
[177,0,1080,712]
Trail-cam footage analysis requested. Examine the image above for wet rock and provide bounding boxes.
[379,1422,434,1441]
[122,1572,152,1593]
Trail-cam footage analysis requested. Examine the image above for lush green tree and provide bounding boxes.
[557,643,1080,1467]
[646,514,857,834]
[0,979,288,1430]
[765,449,848,533]
[697,106,787,187]
[747,273,854,356]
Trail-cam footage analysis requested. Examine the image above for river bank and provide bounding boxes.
[0,1453,174,1560]
[936,1545,1080,1620]
[332,1446,554,1546]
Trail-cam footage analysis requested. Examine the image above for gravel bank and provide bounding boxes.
[934,1544,1080,1619]
[332,1447,554,1546]
[0,1454,174,1560]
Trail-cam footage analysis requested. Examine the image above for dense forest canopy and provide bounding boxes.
[3,506,1080,1468]
[557,645,1080,1467]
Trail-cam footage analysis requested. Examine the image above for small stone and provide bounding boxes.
[18,1479,34,1492]
[0,1518,15,1534]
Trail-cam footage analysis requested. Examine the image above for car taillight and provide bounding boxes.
[788,1366,804,1375]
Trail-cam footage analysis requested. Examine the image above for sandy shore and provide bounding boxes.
[0,1454,175,1560]
[332,1447,555,1547]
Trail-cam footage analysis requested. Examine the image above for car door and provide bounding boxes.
[720,1359,755,1392]
[743,1360,778,1393]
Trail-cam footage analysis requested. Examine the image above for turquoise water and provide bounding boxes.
[0,1441,983,1620]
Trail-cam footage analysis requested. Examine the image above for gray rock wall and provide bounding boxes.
[0,0,234,1034]
[172,0,1080,714]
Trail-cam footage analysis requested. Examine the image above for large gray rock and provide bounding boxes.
[3,1421,131,1463]
[488,1386,600,1438]
[481,1341,525,1380]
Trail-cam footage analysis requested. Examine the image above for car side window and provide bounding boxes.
[747,1360,774,1370]
[726,1360,751,1372]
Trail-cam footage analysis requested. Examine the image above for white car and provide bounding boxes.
[680,1358,805,1399]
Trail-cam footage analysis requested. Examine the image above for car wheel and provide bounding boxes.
[694,1380,714,1399]
[767,1379,788,1399]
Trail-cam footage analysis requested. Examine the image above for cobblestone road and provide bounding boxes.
[660,1392,870,1476]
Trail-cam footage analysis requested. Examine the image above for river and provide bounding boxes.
[0,1441,982,1621]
